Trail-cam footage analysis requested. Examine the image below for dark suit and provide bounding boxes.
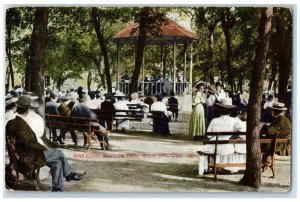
[168,96,179,120]
[261,114,291,156]
[6,115,73,191]
[6,116,47,172]
[45,101,59,140]
[100,101,114,131]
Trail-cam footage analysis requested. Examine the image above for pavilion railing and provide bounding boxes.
[119,81,191,96]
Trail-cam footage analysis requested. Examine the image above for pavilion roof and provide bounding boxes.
[112,17,199,45]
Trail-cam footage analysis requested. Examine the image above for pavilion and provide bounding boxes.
[112,16,199,96]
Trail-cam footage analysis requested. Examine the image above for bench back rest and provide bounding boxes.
[205,131,247,157]
[270,130,290,156]
[45,114,98,131]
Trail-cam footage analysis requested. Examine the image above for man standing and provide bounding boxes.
[6,95,84,192]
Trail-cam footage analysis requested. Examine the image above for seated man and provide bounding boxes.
[198,98,246,175]
[72,94,109,150]
[151,94,170,136]
[6,95,84,192]
[260,102,291,165]
[113,91,130,131]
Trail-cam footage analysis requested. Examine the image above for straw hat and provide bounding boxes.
[58,103,71,116]
[216,98,237,109]
[269,102,287,111]
[207,85,216,94]
[114,90,125,97]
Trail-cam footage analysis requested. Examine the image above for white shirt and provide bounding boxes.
[5,110,16,126]
[162,98,168,105]
[215,89,226,102]
[206,94,216,107]
[263,101,273,109]
[17,110,46,147]
[202,115,246,155]
[151,101,168,116]
[85,98,102,109]
[114,100,130,112]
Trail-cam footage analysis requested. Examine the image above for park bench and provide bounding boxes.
[197,130,289,181]
[45,114,110,151]
[5,134,45,190]
[93,108,165,132]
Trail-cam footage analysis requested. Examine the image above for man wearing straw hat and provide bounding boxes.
[6,95,84,191]
[260,102,291,164]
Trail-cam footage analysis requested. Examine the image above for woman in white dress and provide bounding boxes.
[198,98,246,175]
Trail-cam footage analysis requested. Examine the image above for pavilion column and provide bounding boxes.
[160,45,164,76]
[189,42,193,94]
[184,45,187,80]
[142,56,145,96]
[116,43,121,90]
[173,39,177,93]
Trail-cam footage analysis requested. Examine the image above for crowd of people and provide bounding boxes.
[188,81,291,174]
[5,81,292,189]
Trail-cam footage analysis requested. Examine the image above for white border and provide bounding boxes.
[1,0,299,200]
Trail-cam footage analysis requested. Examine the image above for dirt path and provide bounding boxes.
[34,132,290,193]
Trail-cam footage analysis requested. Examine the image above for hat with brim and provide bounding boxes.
[269,102,287,111]
[208,85,216,94]
[216,98,237,109]
[58,103,71,116]
[114,90,125,97]
[16,95,32,108]
[24,92,39,100]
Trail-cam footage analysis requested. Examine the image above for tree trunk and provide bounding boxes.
[25,7,49,117]
[220,8,235,91]
[129,7,150,95]
[5,22,15,89]
[87,70,92,91]
[204,28,214,81]
[91,8,112,93]
[94,55,106,89]
[240,7,273,189]
[268,55,278,91]
[274,8,292,103]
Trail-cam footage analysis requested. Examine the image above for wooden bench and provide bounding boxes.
[197,131,289,181]
[93,108,165,132]
[5,134,45,190]
[45,114,109,151]
[197,132,247,181]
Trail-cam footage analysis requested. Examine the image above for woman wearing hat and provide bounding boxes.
[199,98,246,174]
[189,82,206,140]
[260,102,291,164]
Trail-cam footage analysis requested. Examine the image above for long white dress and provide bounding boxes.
[198,115,247,174]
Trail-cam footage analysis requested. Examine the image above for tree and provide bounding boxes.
[240,7,273,189]
[91,7,112,92]
[274,8,292,104]
[128,7,166,95]
[25,7,49,115]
